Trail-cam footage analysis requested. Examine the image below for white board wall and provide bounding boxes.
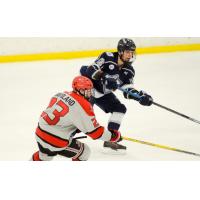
[0,37,200,55]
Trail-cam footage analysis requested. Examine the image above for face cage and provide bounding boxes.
[77,88,94,99]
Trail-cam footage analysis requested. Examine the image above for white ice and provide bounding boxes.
[0,51,200,160]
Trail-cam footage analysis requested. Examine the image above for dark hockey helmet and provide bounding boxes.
[117,38,136,53]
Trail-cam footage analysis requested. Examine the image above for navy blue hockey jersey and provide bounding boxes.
[80,52,135,95]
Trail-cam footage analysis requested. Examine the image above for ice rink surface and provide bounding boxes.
[1,51,200,160]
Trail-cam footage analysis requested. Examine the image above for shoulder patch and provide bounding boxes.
[95,58,105,67]
[105,52,114,57]
[109,64,115,70]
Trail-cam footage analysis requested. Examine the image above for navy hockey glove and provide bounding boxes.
[102,75,118,90]
[123,88,140,100]
[124,89,153,106]
[138,91,153,106]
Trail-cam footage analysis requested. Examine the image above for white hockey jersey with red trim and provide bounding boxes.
[38,91,112,142]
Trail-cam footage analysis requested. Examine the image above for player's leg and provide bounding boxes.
[92,93,127,130]
[92,93,127,151]
[31,143,57,161]
[58,139,91,161]
[107,95,127,131]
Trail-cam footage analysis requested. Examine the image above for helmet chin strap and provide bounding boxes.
[75,89,84,96]
[119,52,126,64]
[75,89,90,100]
[119,52,123,61]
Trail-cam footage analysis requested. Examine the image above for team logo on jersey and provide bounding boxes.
[109,64,115,70]
[96,58,105,67]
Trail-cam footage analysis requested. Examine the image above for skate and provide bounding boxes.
[102,141,127,155]
[103,141,127,150]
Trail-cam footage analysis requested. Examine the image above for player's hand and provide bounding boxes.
[109,129,122,143]
[138,91,153,106]
[102,75,118,90]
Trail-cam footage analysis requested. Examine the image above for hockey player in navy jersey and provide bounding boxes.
[80,38,153,151]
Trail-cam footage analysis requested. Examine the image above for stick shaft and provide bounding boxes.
[119,88,200,125]
[123,136,200,158]
[153,102,200,124]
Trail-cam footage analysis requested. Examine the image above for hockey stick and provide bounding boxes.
[123,136,200,158]
[74,136,87,139]
[119,88,200,125]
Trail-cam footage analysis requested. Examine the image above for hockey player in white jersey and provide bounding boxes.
[31,76,122,161]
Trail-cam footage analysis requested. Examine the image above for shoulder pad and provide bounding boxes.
[105,52,114,57]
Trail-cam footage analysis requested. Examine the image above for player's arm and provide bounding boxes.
[85,52,119,90]
[84,52,107,80]
[121,65,137,99]
[121,66,153,106]
[85,121,121,143]
[72,104,121,143]
[124,88,153,106]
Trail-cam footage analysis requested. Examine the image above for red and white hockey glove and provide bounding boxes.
[109,129,122,143]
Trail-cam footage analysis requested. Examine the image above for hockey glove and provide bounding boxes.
[109,129,122,143]
[124,89,153,106]
[102,74,118,90]
[138,91,153,106]
[123,88,140,100]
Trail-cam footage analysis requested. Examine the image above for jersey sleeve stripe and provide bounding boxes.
[104,61,117,65]
[86,126,105,140]
[92,64,100,70]
[91,70,101,80]
[38,125,70,141]
[36,127,69,148]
